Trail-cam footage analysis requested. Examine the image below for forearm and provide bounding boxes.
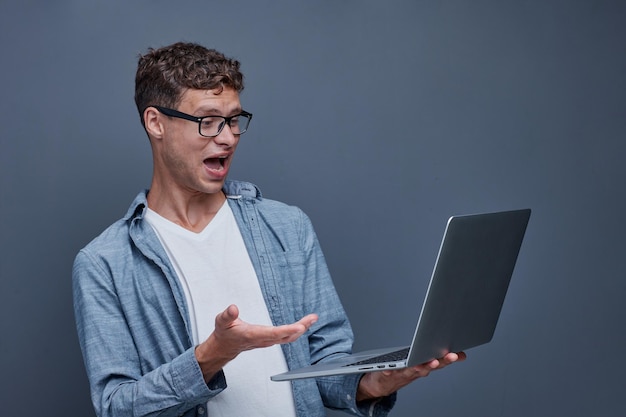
[315,373,396,417]
[73,251,223,417]
[194,333,235,383]
[94,348,223,417]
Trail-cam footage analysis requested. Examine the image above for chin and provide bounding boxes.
[199,180,227,195]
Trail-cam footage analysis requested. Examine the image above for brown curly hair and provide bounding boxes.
[134,42,244,126]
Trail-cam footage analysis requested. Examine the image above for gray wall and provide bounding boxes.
[1,1,625,416]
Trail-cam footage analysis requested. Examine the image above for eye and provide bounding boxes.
[200,117,220,128]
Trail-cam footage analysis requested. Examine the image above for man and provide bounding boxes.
[73,42,464,417]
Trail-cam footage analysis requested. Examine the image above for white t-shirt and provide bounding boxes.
[145,202,297,417]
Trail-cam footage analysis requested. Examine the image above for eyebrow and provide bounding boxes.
[194,106,243,117]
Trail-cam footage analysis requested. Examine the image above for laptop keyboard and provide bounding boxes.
[343,347,410,367]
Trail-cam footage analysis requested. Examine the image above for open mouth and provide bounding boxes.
[203,156,227,171]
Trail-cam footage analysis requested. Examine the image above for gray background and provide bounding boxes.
[1,1,625,416]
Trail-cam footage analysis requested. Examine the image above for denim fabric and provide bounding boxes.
[73,180,395,417]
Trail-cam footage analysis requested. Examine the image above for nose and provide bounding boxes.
[213,123,238,147]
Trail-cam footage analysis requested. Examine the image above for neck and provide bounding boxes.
[146,183,226,233]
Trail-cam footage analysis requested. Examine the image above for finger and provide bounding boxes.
[410,363,437,378]
[437,351,465,367]
[270,323,309,342]
[273,314,318,338]
[380,363,434,380]
[383,365,431,382]
[215,304,239,328]
[297,314,318,328]
[262,315,317,345]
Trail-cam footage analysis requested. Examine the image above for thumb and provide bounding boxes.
[216,304,239,328]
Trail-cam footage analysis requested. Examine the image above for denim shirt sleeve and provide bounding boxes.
[73,246,225,417]
[72,190,229,417]
[316,373,396,416]
[292,212,397,417]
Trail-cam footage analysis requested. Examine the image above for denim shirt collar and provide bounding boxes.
[122,180,263,222]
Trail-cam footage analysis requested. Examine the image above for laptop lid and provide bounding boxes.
[406,208,531,365]
[271,208,530,381]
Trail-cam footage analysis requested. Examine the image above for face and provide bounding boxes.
[150,87,242,197]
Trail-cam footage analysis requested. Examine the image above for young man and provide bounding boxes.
[73,42,463,417]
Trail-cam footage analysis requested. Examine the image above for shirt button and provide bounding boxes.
[198,406,206,414]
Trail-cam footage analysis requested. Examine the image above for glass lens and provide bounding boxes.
[199,114,251,136]
[229,114,251,135]
[199,117,225,137]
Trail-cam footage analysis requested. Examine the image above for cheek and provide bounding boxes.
[162,139,195,172]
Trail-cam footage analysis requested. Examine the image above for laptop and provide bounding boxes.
[271,208,531,381]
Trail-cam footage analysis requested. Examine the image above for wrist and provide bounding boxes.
[194,335,234,382]
[356,373,382,402]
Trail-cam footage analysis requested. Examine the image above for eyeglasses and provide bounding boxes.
[152,105,253,137]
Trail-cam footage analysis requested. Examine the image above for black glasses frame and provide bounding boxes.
[152,105,253,137]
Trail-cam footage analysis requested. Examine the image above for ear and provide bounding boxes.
[144,107,165,140]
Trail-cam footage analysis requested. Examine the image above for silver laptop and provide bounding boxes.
[271,208,531,381]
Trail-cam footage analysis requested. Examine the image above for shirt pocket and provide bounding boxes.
[268,250,309,317]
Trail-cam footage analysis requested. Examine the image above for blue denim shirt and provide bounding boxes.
[73,180,395,417]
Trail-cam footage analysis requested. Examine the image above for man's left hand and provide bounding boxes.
[356,352,467,401]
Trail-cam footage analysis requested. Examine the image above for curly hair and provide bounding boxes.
[134,42,244,126]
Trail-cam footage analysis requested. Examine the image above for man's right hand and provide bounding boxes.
[194,304,318,382]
